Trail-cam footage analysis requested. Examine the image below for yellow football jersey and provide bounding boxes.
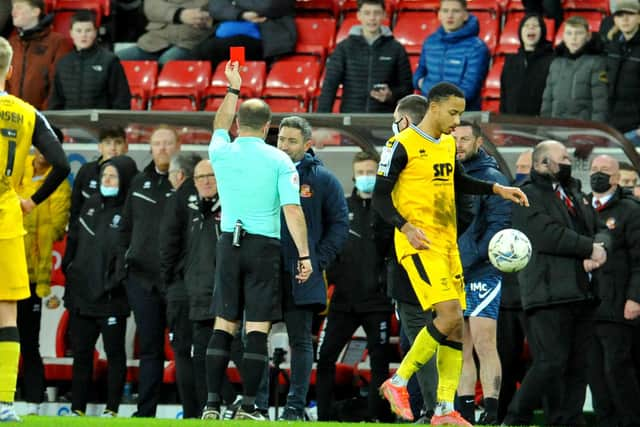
[378,125,458,258]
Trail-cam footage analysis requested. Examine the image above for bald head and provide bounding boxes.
[515,150,533,175]
[590,155,620,195]
[237,98,272,134]
[532,140,570,176]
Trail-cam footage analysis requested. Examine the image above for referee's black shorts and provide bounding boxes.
[213,232,282,322]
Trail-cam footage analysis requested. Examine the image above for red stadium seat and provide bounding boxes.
[294,16,337,59]
[505,0,525,12]
[497,14,555,54]
[121,60,158,110]
[563,0,609,14]
[312,68,341,112]
[395,0,439,12]
[481,97,500,113]
[295,0,340,17]
[553,13,603,46]
[393,11,439,55]
[483,56,505,98]
[341,0,397,19]
[52,0,104,39]
[150,61,211,111]
[203,61,266,111]
[409,54,420,73]
[264,97,309,113]
[475,11,499,54]
[467,0,501,17]
[263,60,321,113]
[335,16,391,45]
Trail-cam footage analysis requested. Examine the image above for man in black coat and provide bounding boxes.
[504,140,611,426]
[587,155,640,427]
[317,0,412,113]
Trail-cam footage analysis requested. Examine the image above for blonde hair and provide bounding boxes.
[0,37,13,78]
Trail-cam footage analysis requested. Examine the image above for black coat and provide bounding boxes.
[327,190,393,313]
[500,45,553,115]
[605,29,640,133]
[317,26,413,113]
[69,157,103,227]
[592,188,640,324]
[49,44,131,110]
[512,171,611,311]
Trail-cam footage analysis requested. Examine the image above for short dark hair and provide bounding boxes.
[71,9,97,27]
[170,152,202,179]
[279,116,313,142]
[619,161,638,172]
[565,15,589,31]
[440,0,467,10]
[99,127,126,142]
[353,150,380,164]
[14,0,45,12]
[427,82,465,106]
[237,99,272,132]
[358,0,385,10]
[458,120,482,139]
[396,94,428,125]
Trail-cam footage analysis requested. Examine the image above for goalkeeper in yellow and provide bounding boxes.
[373,83,528,426]
[0,36,70,421]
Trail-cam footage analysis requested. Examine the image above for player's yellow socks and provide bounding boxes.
[436,340,463,403]
[0,327,20,402]
[396,321,447,381]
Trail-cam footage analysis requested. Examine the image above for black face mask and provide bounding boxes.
[555,163,572,186]
[590,172,612,193]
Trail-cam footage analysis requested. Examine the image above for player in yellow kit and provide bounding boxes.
[373,83,528,426]
[0,36,69,421]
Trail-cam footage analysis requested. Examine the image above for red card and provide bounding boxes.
[229,46,246,66]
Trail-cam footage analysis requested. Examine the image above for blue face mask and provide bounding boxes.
[100,185,119,197]
[355,175,376,194]
[514,173,529,183]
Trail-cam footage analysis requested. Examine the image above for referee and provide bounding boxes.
[202,61,313,421]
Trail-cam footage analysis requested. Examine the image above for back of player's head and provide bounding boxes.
[237,99,272,133]
[0,37,12,79]
[71,9,97,28]
[279,116,313,142]
[358,0,385,10]
[458,120,482,138]
[396,95,428,125]
[352,150,380,164]
[427,82,465,106]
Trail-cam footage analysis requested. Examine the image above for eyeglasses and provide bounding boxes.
[194,173,216,181]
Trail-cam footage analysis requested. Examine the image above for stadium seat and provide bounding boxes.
[335,16,391,45]
[295,0,340,17]
[409,54,420,73]
[467,0,501,17]
[553,13,603,46]
[393,11,439,55]
[150,61,211,111]
[340,0,396,19]
[263,60,321,113]
[497,14,555,54]
[481,97,500,113]
[563,0,609,14]
[395,0,439,13]
[475,11,499,54]
[482,56,505,99]
[121,60,158,110]
[52,0,104,39]
[505,0,525,12]
[203,61,266,110]
[294,16,337,59]
[312,68,341,112]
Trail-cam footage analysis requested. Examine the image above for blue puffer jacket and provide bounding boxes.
[413,15,489,110]
[280,152,349,309]
[458,149,511,280]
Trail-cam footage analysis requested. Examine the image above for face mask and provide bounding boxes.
[100,185,119,197]
[590,172,612,193]
[355,175,376,193]
[555,163,572,186]
[514,173,529,183]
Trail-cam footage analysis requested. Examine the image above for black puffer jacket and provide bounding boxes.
[317,26,413,113]
[49,44,131,110]
[63,155,138,317]
[592,188,640,324]
[605,29,640,133]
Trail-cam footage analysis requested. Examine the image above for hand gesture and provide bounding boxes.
[180,8,209,27]
[624,299,640,320]
[296,258,313,283]
[242,11,267,23]
[590,242,607,265]
[583,259,599,273]
[370,84,392,103]
[494,184,529,207]
[225,60,242,90]
[20,198,36,215]
[401,222,431,250]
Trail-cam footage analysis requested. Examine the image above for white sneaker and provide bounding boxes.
[0,403,20,422]
[101,409,117,418]
[25,403,40,416]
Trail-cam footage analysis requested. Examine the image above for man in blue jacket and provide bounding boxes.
[272,116,349,420]
[413,0,489,111]
[452,121,511,424]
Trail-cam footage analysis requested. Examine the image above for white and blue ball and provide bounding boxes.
[488,228,532,273]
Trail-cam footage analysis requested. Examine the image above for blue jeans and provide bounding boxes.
[116,45,195,67]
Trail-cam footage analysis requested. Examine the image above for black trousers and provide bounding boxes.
[588,321,640,427]
[316,310,392,422]
[497,307,527,423]
[167,298,199,418]
[17,282,44,404]
[505,303,593,426]
[126,275,167,417]
[192,319,214,409]
[193,35,263,69]
[70,312,127,413]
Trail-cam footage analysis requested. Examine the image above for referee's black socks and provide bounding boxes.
[205,329,234,409]
[241,331,268,411]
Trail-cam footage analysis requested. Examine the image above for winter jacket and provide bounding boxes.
[63,155,138,317]
[414,15,489,111]
[209,0,296,58]
[458,149,511,281]
[318,25,413,113]
[17,154,71,287]
[49,44,131,110]
[605,29,640,133]
[121,161,173,289]
[7,14,72,110]
[70,156,104,227]
[540,37,608,122]
[280,152,349,309]
[500,14,554,115]
[328,189,393,313]
[137,0,210,52]
[591,188,640,324]
[512,170,611,311]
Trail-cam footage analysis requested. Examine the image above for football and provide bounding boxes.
[488,228,532,273]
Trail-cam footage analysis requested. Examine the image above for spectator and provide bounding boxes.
[504,140,610,426]
[120,125,180,417]
[49,10,130,110]
[587,155,640,427]
[522,0,563,29]
[16,141,71,416]
[541,15,608,122]
[7,0,72,110]
[111,0,147,43]
[413,0,489,111]
[619,162,640,198]
[194,0,296,67]
[69,127,128,227]
[62,155,138,418]
[500,13,554,115]
[604,0,640,135]
[0,2,10,37]
[117,0,209,67]
[453,121,511,425]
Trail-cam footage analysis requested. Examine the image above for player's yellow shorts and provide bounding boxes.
[0,236,30,301]
[400,249,466,311]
